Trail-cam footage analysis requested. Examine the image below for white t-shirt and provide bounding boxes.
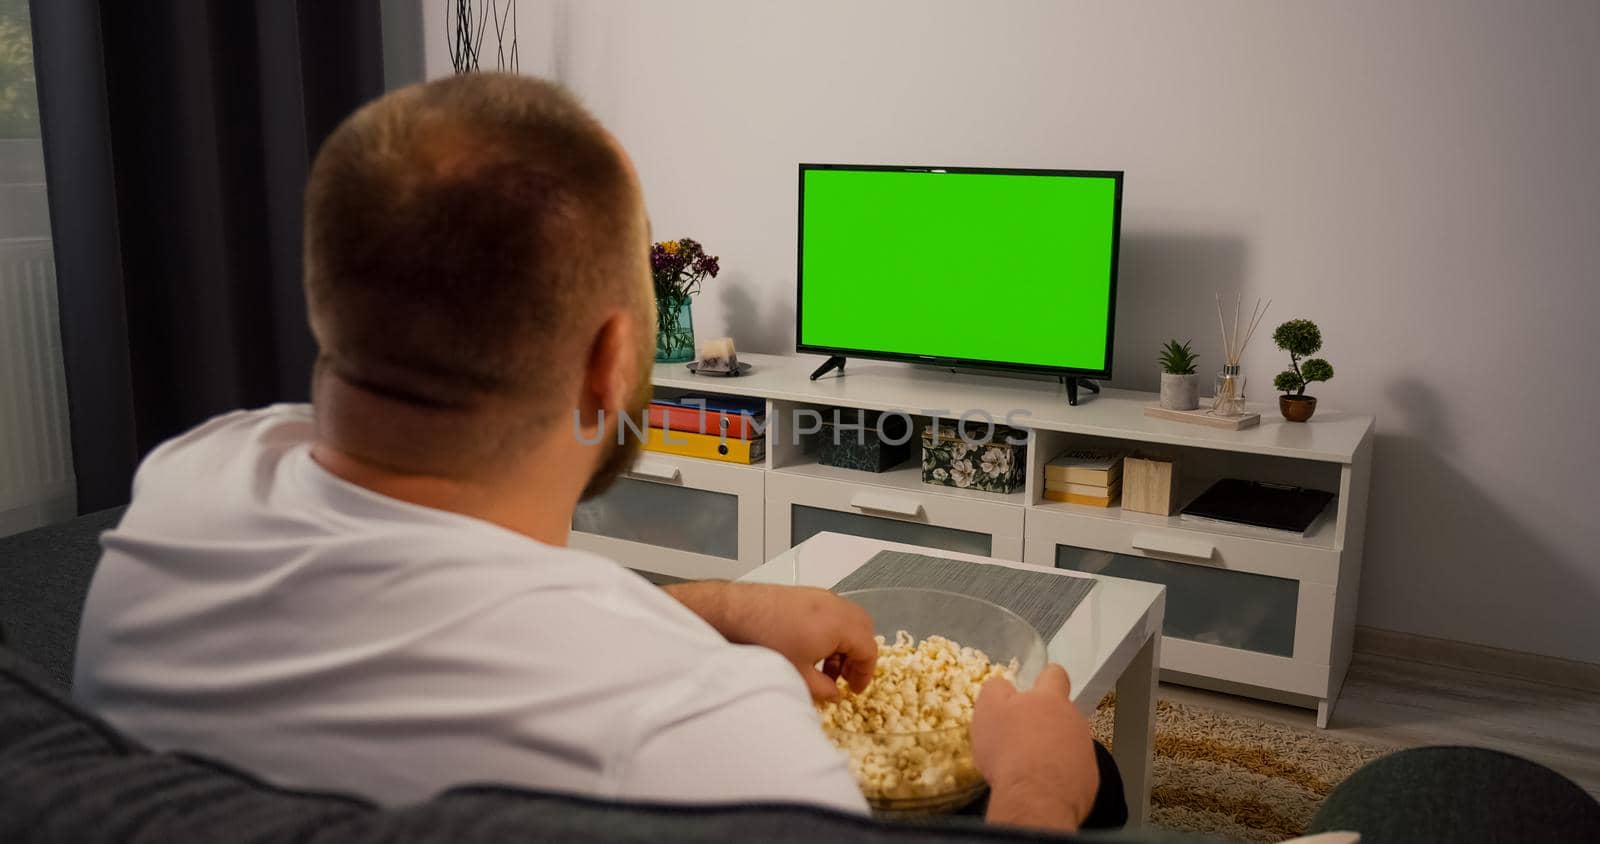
[73,404,866,812]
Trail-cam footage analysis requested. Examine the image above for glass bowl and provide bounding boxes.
[824,588,1049,815]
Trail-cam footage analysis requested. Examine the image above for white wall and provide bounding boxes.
[420,0,1600,664]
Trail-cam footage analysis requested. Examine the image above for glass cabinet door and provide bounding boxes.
[1055,544,1299,657]
[791,504,993,557]
[574,478,740,559]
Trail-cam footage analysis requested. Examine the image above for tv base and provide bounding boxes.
[1063,376,1100,406]
[809,355,847,381]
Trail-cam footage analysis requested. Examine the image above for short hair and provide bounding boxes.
[304,74,643,422]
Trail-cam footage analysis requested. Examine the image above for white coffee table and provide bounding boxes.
[739,531,1167,827]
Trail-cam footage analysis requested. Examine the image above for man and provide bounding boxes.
[74,74,1109,831]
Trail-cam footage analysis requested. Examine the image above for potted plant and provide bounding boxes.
[1271,319,1334,422]
[651,238,720,363]
[1158,340,1200,411]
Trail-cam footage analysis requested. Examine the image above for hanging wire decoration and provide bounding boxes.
[447,0,518,75]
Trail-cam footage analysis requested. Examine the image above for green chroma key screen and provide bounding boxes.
[798,166,1120,375]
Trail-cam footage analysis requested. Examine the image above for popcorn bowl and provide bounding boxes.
[824,588,1050,815]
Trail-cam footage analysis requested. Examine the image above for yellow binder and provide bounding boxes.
[642,427,765,464]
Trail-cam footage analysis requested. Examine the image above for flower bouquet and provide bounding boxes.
[651,238,720,363]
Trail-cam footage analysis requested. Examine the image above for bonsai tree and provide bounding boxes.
[1271,319,1335,396]
[1159,340,1198,375]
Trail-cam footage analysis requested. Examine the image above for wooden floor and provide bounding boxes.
[1160,652,1600,800]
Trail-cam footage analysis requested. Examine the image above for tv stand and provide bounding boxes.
[572,352,1376,728]
[1063,376,1101,406]
[808,355,847,380]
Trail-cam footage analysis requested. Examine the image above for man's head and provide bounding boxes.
[304,74,652,497]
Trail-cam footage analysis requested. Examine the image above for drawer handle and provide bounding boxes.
[628,460,682,482]
[1131,532,1215,562]
[849,492,923,518]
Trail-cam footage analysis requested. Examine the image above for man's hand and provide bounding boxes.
[971,663,1099,832]
[663,582,878,700]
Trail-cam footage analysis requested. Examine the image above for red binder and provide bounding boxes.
[647,402,763,440]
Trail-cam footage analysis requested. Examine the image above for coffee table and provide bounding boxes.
[739,531,1167,827]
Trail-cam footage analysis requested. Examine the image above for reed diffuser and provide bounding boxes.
[1212,294,1270,417]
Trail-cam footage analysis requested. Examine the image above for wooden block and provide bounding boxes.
[1123,455,1178,516]
[1143,404,1261,430]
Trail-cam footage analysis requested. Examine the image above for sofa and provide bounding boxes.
[0,509,1185,843]
[4,510,1596,844]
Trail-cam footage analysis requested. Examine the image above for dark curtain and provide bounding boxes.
[31,1,385,513]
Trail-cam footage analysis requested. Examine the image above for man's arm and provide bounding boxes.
[617,647,870,814]
[662,581,877,700]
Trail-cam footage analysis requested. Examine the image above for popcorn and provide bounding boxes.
[816,631,1018,804]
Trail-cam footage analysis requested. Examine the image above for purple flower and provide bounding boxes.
[652,237,720,298]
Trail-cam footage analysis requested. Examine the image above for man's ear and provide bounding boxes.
[578,311,638,434]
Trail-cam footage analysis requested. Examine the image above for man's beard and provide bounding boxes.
[578,369,654,501]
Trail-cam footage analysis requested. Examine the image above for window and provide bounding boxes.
[0,0,75,537]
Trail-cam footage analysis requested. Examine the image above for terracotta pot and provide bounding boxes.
[1279,395,1318,422]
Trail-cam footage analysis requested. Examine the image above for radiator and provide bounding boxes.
[0,238,76,535]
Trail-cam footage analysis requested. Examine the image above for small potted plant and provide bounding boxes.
[651,238,720,363]
[1158,340,1200,411]
[1271,319,1334,422]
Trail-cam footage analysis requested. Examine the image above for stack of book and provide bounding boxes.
[642,395,766,464]
[1043,447,1125,506]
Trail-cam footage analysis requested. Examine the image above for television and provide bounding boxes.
[796,163,1122,402]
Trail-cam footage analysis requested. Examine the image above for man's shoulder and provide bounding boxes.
[134,404,313,489]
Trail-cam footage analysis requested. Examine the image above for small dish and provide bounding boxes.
[686,361,753,376]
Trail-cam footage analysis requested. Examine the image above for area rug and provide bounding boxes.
[1092,698,1394,842]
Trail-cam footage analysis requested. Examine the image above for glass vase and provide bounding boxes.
[1212,365,1248,417]
[655,296,696,363]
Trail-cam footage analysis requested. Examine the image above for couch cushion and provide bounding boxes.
[0,507,125,690]
[0,645,375,843]
[3,645,1125,844]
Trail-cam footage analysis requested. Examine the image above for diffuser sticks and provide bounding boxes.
[1213,294,1269,416]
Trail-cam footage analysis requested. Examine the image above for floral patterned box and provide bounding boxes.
[920,422,1028,494]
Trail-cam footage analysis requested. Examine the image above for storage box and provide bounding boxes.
[817,410,912,473]
[1123,454,1179,515]
[920,422,1027,494]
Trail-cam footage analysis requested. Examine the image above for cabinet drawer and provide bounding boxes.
[1024,506,1340,585]
[572,456,764,580]
[1024,507,1337,673]
[765,470,1024,560]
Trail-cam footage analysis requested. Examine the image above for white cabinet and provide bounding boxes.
[765,470,1024,561]
[571,456,764,580]
[597,353,1373,725]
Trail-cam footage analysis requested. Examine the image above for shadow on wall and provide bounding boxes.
[1360,377,1600,677]
[1110,232,1249,393]
[719,271,794,355]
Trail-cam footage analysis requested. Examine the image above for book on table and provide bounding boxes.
[1043,478,1121,507]
[1045,448,1126,486]
[1043,488,1121,507]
